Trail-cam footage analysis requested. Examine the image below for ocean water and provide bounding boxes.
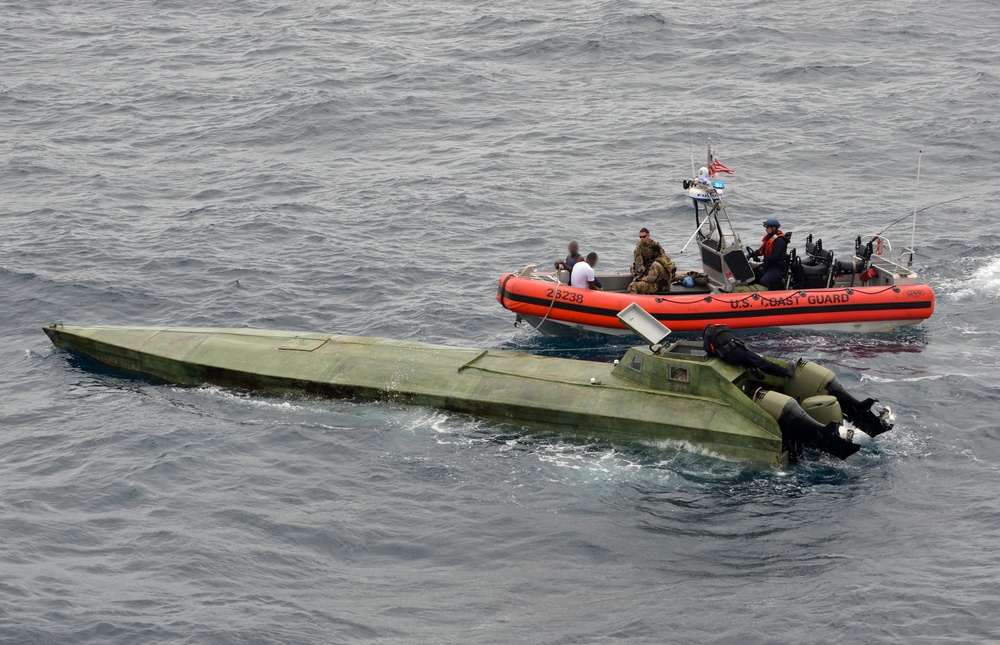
[3,1,1000,643]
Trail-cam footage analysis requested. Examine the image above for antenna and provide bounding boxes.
[686,116,696,177]
[908,150,922,266]
[679,217,711,254]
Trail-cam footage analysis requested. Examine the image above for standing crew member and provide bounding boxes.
[751,217,789,291]
[570,252,602,290]
[703,324,795,378]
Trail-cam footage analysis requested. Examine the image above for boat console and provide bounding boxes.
[687,176,923,294]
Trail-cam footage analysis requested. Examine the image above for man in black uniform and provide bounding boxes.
[703,324,794,378]
[750,217,789,291]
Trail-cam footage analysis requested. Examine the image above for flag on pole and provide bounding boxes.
[708,158,734,177]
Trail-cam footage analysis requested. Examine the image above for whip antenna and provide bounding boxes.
[686,117,696,177]
[908,150,922,266]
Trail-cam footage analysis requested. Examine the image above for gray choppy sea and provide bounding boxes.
[3,1,1000,643]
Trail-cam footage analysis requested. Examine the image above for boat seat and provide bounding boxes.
[596,274,633,292]
[805,235,823,258]
[835,257,864,274]
[804,247,833,266]
[800,260,834,288]
[783,248,798,289]
[800,262,830,277]
[790,244,836,289]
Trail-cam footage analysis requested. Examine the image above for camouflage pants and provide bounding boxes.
[627,280,667,295]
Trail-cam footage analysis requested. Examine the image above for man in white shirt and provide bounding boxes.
[570,253,602,290]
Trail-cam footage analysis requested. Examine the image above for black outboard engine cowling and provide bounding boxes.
[784,361,894,438]
[823,376,893,437]
[755,390,861,460]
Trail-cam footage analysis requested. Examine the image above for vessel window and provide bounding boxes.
[669,366,690,383]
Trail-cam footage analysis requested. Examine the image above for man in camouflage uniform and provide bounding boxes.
[628,241,677,294]
[631,228,655,277]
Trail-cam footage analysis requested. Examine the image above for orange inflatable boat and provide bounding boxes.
[499,148,935,336]
[498,269,934,335]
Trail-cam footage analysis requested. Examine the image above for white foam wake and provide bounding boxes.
[948,255,1000,301]
[862,373,943,383]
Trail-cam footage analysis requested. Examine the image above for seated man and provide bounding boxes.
[554,240,584,272]
[570,252,602,290]
[631,228,657,277]
[703,324,794,378]
[750,218,789,291]
[628,242,676,294]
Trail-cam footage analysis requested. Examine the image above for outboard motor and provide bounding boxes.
[784,361,893,437]
[754,390,861,460]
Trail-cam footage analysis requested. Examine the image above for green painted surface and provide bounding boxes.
[43,324,787,464]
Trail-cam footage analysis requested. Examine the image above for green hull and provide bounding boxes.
[43,324,788,464]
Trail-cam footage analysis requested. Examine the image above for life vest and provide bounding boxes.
[703,324,741,356]
[758,230,786,259]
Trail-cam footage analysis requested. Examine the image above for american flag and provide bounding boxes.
[708,158,734,177]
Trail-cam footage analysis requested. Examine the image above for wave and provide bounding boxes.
[945,255,1000,301]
